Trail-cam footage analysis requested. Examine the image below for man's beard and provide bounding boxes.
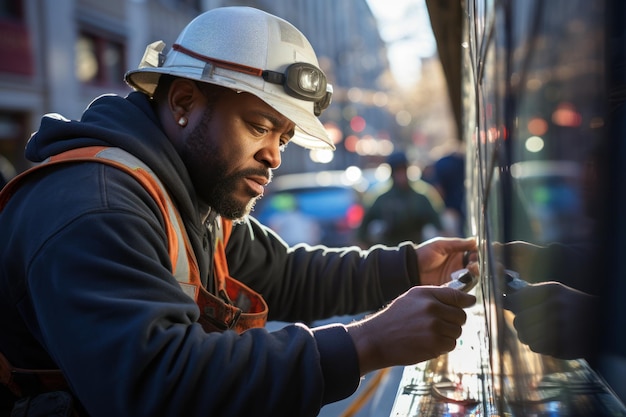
[208,171,264,221]
[182,110,268,221]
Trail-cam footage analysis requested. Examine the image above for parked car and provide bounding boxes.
[252,170,368,247]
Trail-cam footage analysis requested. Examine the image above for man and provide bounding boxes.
[431,147,466,237]
[358,151,444,246]
[0,7,475,417]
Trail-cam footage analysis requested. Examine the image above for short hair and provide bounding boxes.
[387,151,408,170]
[151,75,228,107]
[151,74,176,102]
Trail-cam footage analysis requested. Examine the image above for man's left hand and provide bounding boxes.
[415,237,477,286]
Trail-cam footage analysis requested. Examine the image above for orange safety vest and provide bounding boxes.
[0,146,268,398]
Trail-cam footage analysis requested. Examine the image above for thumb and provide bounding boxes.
[444,237,477,253]
[433,287,477,308]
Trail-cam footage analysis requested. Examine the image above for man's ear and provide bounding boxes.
[155,78,203,151]
[168,78,199,125]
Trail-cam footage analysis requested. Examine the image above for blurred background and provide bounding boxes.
[0,0,458,181]
[4,1,625,416]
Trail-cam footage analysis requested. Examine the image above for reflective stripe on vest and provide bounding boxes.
[0,146,267,333]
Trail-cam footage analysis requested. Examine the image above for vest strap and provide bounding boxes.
[197,275,268,333]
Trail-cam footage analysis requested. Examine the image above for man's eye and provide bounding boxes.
[279,139,289,152]
[254,125,269,135]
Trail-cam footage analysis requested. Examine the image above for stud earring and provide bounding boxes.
[178,116,188,127]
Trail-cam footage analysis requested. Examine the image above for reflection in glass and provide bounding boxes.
[391,0,626,415]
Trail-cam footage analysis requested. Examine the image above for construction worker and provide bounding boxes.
[0,7,475,417]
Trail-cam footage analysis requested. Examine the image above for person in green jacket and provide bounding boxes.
[358,151,444,247]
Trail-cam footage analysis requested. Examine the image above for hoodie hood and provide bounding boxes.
[26,92,199,224]
[25,93,213,282]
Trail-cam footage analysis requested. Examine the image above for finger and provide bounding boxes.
[514,316,558,356]
[436,312,468,336]
[462,250,479,267]
[513,304,550,335]
[502,290,527,313]
[450,237,478,253]
[506,283,559,313]
[513,300,563,350]
[420,237,477,254]
[424,300,469,328]
[466,261,480,277]
[436,326,462,353]
[403,287,472,326]
[432,286,477,309]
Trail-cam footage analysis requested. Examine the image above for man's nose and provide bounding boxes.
[256,140,282,169]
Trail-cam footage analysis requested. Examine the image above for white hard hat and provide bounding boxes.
[125,7,334,150]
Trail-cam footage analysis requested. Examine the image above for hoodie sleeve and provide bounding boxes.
[2,164,361,417]
[226,216,421,323]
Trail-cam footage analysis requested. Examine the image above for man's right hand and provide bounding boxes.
[346,286,476,375]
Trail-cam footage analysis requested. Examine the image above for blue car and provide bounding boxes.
[252,170,367,247]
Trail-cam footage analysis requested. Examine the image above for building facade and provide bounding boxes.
[0,0,395,180]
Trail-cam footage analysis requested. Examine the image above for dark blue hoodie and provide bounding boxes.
[0,92,420,416]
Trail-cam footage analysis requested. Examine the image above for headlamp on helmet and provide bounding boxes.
[262,63,333,116]
[168,43,332,116]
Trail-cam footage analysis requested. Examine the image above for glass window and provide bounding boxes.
[0,0,32,75]
[75,31,125,86]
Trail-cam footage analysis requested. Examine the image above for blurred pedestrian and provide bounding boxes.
[429,145,466,237]
[357,151,444,247]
